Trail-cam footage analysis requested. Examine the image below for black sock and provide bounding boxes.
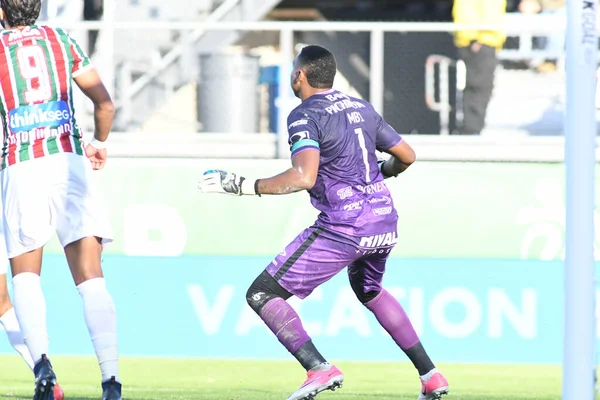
[404,342,435,376]
[292,340,327,371]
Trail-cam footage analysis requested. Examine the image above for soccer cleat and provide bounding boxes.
[53,383,64,400]
[32,354,57,400]
[286,364,344,400]
[418,369,449,400]
[102,376,122,400]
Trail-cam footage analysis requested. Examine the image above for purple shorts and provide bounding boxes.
[265,226,396,299]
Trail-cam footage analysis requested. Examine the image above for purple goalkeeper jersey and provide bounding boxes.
[287,89,403,245]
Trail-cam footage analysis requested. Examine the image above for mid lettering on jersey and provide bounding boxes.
[356,181,387,195]
[3,27,47,46]
[359,232,398,248]
[356,247,393,256]
[325,92,348,102]
[7,126,71,146]
[347,112,365,124]
[325,99,366,115]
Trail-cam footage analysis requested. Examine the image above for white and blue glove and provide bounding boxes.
[198,169,259,196]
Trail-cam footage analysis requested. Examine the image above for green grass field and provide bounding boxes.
[0,356,563,400]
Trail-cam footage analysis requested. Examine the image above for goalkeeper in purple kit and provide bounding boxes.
[199,45,449,400]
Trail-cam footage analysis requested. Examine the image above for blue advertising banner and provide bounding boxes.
[0,256,594,364]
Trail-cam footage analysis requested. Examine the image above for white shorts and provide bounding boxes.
[1,153,113,259]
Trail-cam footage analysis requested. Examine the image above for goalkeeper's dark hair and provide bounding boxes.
[1,0,41,27]
[296,45,337,89]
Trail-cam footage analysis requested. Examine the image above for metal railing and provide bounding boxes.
[425,55,461,136]
[45,16,599,153]
[96,132,600,162]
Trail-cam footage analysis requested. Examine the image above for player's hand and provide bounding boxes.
[378,159,402,179]
[470,41,482,53]
[85,144,107,170]
[378,160,392,179]
[198,169,257,196]
[518,0,541,14]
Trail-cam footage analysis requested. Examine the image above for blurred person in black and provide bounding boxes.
[84,0,102,56]
[453,0,507,135]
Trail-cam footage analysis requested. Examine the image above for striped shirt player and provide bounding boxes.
[0,1,121,399]
[199,45,449,400]
[0,25,89,168]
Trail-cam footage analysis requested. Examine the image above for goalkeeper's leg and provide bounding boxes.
[246,227,354,399]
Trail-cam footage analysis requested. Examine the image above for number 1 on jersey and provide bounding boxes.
[354,127,371,183]
[16,45,52,104]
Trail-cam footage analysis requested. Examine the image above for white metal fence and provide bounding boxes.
[40,15,600,160]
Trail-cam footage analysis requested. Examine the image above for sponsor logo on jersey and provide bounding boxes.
[289,130,310,144]
[9,101,71,134]
[373,207,393,216]
[3,26,47,46]
[359,232,398,248]
[288,119,308,129]
[368,196,392,205]
[356,181,388,195]
[343,200,363,211]
[337,186,353,200]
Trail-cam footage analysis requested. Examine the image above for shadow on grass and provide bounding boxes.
[0,396,31,400]
[196,389,406,400]
[1,397,97,400]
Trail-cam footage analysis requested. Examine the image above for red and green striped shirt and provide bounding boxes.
[0,25,92,169]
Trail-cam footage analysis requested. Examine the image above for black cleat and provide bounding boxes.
[102,376,122,400]
[32,354,57,400]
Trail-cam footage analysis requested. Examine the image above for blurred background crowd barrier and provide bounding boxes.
[39,0,600,160]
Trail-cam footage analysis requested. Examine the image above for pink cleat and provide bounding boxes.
[54,382,65,400]
[286,364,344,400]
[418,369,449,400]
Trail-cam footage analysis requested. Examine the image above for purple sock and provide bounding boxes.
[259,297,311,354]
[365,289,420,350]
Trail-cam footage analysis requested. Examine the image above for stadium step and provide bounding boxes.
[112,0,283,131]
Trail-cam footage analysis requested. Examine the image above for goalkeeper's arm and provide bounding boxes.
[378,140,416,179]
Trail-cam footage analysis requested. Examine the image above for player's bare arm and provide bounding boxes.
[199,149,320,196]
[379,140,416,178]
[75,69,114,142]
[256,149,319,195]
[74,69,114,170]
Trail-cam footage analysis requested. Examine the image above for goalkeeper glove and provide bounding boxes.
[198,169,259,196]
[378,159,396,179]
